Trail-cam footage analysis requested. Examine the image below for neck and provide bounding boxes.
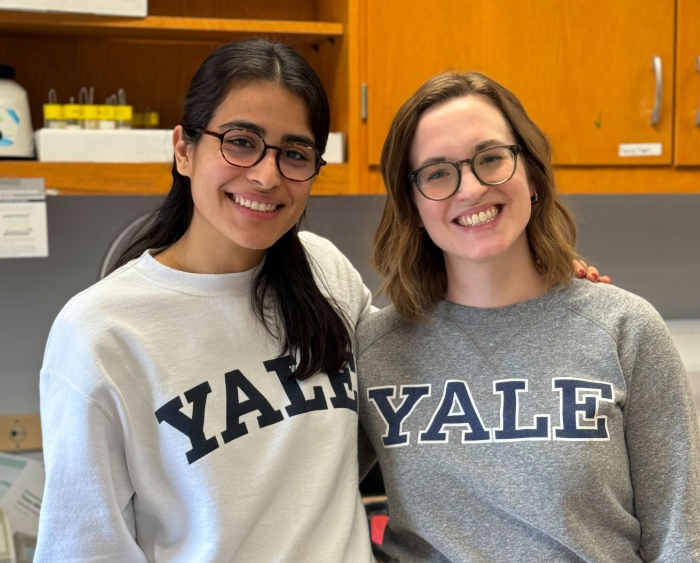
[156,211,265,274]
[443,234,551,308]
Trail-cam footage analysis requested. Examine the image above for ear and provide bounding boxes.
[173,126,193,178]
[412,195,424,229]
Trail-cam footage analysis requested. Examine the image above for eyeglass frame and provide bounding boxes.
[408,144,522,201]
[188,126,327,182]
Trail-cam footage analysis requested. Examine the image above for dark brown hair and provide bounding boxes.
[114,39,351,380]
[375,71,577,322]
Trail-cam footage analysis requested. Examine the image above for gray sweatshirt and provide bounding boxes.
[357,279,700,563]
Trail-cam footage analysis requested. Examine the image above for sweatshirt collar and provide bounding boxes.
[432,281,571,324]
[133,249,259,295]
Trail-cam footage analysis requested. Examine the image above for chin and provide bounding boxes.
[452,240,508,262]
[234,235,280,251]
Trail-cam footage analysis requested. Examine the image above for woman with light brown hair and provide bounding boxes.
[357,71,700,562]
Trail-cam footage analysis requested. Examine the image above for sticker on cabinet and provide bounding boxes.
[618,143,662,157]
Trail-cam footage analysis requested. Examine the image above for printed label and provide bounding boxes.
[98,105,116,120]
[63,104,81,120]
[618,143,662,157]
[115,105,133,121]
[43,104,63,120]
[82,105,99,120]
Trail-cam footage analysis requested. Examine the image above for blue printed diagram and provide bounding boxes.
[0,108,21,146]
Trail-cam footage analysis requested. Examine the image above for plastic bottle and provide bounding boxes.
[0,64,35,158]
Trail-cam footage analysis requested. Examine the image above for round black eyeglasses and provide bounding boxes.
[408,145,521,201]
[193,127,326,183]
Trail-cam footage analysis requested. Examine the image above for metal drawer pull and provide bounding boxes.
[651,56,662,126]
[696,56,700,127]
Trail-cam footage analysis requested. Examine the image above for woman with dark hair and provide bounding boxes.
[358,71,700,562]
[36,39,375,562]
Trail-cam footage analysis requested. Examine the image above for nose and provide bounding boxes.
[246,148,282,190]
[453,163,489,202]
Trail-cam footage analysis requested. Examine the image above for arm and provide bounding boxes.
[358,422,378,482]
[620,306,700,562]
[35,371,147,563]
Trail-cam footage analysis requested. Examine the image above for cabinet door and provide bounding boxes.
[366,0,674,166]
[675,0,700,165]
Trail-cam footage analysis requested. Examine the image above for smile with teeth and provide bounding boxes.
[229,193,280,212]
[456,205,502,227]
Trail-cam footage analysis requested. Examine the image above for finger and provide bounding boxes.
[598,275,612,284]
[585,266,600,282]
[573,260,586,278]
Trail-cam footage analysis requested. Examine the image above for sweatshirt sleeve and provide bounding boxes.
[298,230,376,327]
[358,423,378,482]
[618,303,700,562]
[35,370,148,563]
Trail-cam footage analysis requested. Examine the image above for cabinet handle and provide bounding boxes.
[696,57,700,127]
[651,56,662,126]
[361,83,368,122]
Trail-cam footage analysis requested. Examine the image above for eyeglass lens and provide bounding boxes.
[416,146,516,199]
[221,129,319,181]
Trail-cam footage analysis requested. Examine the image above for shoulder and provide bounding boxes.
[42,256,158,374]
[53,256,150,331]
[357,305,407,357]
[299,230,357,283]
[299,231,373,323]
[299,230,351,268]
[560,279,669,344]
[40,261,150,416]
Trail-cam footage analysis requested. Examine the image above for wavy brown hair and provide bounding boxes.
[375,71,577,322]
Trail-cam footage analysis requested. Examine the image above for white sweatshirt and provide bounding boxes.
[35,232,375,563]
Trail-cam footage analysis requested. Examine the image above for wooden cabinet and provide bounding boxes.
[0,0,698,195]
[0,0,361,195]
[365,0,675,166]
[675,0,700,165]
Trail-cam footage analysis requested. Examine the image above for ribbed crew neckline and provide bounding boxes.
[432,280,577,324]
[132,249,259,295]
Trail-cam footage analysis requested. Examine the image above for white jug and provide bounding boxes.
[0,65,34,159]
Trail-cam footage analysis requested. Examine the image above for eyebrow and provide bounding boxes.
[281,133,316,147]
[418,138,506,168]
[216,120,316,148]
[474,138,504,151]
[217,120,265,136]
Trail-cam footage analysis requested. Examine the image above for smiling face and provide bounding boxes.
[410,94,535,268]
[175,81,317,260]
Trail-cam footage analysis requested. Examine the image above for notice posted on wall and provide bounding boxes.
[0,178,48,259]
[0,452,44,562]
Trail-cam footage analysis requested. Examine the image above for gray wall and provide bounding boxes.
[1,194,699,415]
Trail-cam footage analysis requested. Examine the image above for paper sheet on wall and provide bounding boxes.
[0,455,27,501]
[0,179,48,259]
[0,453,44,562]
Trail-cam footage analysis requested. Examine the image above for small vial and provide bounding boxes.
[145,109,160,129]
[43,89,65,129]
[64,96,81,130]
[99,95,116,130]
[80,87,99,129]
[116,88,132,130]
